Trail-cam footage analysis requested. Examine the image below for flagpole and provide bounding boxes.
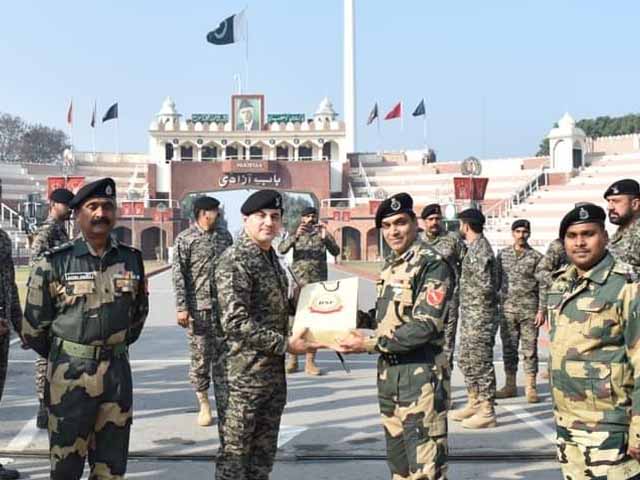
[423,112,427,149]
[116,107,120,157]
[92,100,97,161]
[400,101,404,133]
[376,108,382,156]
[244,6,249,91]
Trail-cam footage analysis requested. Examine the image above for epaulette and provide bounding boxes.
[551,263,569,279]
[43,241,74,257]
[612,260,639,283]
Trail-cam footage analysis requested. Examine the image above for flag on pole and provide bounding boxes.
[66,99,73,126]
[412,99,426,117]
[384,102,402,120]
[206,9,247,45]
[367,103,378,125]
[102,103,118,123]
[90,101,96,128]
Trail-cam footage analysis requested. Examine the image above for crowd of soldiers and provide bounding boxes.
[0,175,639,479]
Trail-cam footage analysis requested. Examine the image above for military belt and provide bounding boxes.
[55,338,128,360]
[381,346,441,366]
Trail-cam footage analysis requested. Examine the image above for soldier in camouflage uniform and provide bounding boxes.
[277,206,340,375]
[549,203,640,479]
[0,227,22,480]
[340,193,452,480]
[30,187,74,429]
[604,179,640,274]
[172,196,233,429]
[214,190,312,480]
[22,178,149,480]
[495,219,543,403]
[420,203,466,370]
[450,208,499,429]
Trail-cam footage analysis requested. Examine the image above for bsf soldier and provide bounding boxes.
[420,203,466,370]
[604,178,640,273]
[450,208,499,429]
[549,204,640,479]
[495,219,543,403]
[214,190,313,480]
[339,193,453,480]
[0,227,22,480]
[172,196,233,429]
[30,187,74,429]
[22,178,149,480]
[278,206,340,375]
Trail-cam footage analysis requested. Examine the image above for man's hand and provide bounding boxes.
[0,319,9,337]
[318,224,327,239]
[177,311,191,328]
[337,330,368,354]
[628,446,640,461]
[535,310,547,328]
[287,328,318,354]
[296,224,311,237]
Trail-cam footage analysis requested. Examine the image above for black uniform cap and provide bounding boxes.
[193,196,220,212]
[458,208,485,226]
[511,219,530,231]
[420,203,442,219]
[375,193,414,228]
[559,204,606,239]
[241,189,283,215]
[69,178,116,209]
[301,206,318,216]
[49,188,74,205]
[603,179,640,199]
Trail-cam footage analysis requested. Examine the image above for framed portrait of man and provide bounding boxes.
[232,94,264,132]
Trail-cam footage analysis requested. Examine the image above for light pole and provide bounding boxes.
[157,202,167,263]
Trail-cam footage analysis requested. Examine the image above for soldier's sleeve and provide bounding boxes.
[30,224,52,261]
[535,250,554,312]
[277,233,296,255]
[624,283,640,448]
[374,258,452,354]
[216,254,287,355]
[171,235,189,313]
[23,256,56,357]
[323,232,341,257]
[127,252,149,345]
[0,233,22,332]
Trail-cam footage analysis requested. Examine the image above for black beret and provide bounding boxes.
[420,203,442,219]
[458,208,485,226]
[604,178,640,198]
[511,219,530,231]
[193,196,220,212]
[69,178,116,209]
[375,193,414,228]
[50,188,74,205]
[241,189,283,215]
[301,206,318,216]
[559,204,606,239]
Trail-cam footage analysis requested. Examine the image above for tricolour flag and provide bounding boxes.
[90,101,96,128]
[102,103,118,123]
[367,103,378,125]
[384,102,402,120]
[206,9,247,45]
[412,99,426,117]
[66,99,73,126]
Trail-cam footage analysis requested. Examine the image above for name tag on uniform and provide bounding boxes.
[64,272,96,295]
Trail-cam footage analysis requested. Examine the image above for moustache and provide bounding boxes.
[90,218,111,226]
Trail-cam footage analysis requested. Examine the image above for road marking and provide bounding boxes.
[10,337,22,346]
[278,425,307,448]
[500,404,556,444]
[6,415,42,451]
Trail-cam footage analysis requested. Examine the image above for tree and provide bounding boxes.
[0,113,26,163]
[20,124,69,164]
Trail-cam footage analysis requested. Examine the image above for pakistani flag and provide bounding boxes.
[367,103,378,125]
[412,99,426,117]
[207,9,247,45]
[102,103,118,123]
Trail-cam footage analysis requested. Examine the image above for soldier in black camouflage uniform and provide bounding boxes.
[340,193,453,480]
[30,187,74,429]
[0,227,22,480]
[172,196,233,430]
[22,178,149,480]
[278,206,340,375]
[420,203,466,370]
[604,179,640,274]
[214,190,313,480]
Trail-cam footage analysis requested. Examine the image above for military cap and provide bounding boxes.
[301,206,318,216]
[457,208,485,226]
[193,196,220,211]
[375,193,414,228]
[241,189,283,215]
[69,178,116,209]
[511,219,530,231]
[420,203,442,219]
[49,188,74,205]
[604,178,640,199]
[559,204,606,239]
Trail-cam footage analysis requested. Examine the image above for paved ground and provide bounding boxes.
[0,268,561,479]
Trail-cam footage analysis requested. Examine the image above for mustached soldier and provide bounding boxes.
[22,178,149,480]
[604,179,640,274]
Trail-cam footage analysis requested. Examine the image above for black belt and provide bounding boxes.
[381,346,441,366]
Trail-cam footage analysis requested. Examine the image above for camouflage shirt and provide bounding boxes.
[361,238,453,355]
[496,245,543,311]
[423,230,466,282]
[22,237,149,358]
[277,229,340,285]
[30,216,69,261]
[459,234,497,310]
[0,228,22,333]
[172,224,233,313]
[548,252,640,446]
[535,239,568,311]
[215,232,291,386]
[609,215,640,274]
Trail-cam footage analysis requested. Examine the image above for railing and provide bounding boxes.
[357,160,374,198]
[1,202,24,232]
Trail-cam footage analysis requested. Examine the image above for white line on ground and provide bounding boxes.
[9,337,21,346]
[501,404,556,444]
[277,425,307,448]
[6,415,42,451]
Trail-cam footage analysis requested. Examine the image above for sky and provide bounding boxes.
[1,1,639,162]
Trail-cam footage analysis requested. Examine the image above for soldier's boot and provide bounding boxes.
[196,391,213,427]
[286,354,299,374]
[525,374,540,404]
[36,399,48,430]
[0,463,20,480]
[461,400,498,429]
[305,352,322,376]
[450,390,479,422]
[495,372,518,399]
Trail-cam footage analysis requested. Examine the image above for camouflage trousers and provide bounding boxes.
[443,289,460,370]
[188,309,215,393]
[215,373,287,480]
[378,358,449,480]
[46,346,133,480]
[35,355,47,400]
[0,334,8,402]
[556,426,640,479]
[211,318,229,450]
[499,307,539,375]
[457,307,497,402]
